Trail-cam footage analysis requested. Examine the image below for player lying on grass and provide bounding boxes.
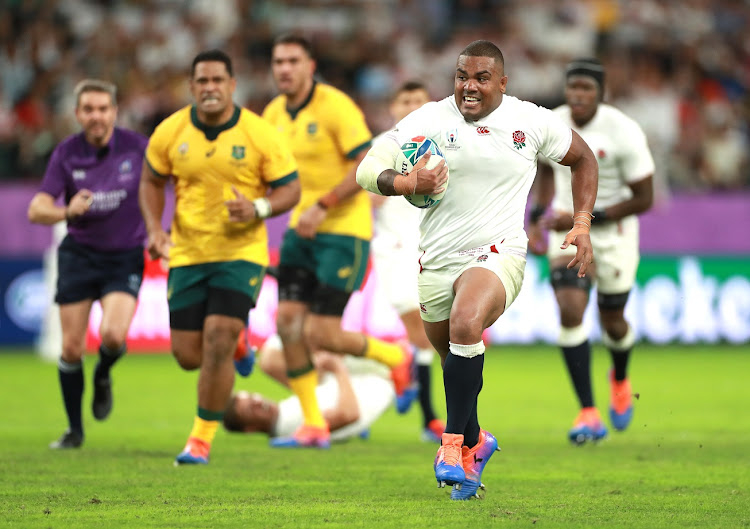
[223,335,394,442]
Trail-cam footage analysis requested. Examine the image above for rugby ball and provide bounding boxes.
[395,136,448,209]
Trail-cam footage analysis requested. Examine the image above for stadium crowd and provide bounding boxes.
[1,0,748,193]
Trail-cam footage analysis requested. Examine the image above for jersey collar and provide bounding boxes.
[190,104,241,141]
[285,81,317,120]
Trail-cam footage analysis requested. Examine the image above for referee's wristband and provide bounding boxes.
[592,209,607,223]
[252,198,272,219]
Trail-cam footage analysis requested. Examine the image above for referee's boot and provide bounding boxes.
[92,375,113,421]
[49,429,83,449]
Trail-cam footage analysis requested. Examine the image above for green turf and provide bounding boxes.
[1,344,749,528]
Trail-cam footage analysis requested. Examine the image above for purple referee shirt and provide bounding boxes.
[39,127,148,251]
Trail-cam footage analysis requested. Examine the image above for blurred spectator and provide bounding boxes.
[0,0,748,193]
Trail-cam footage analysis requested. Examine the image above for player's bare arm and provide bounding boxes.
[557,130,598,277]
[225,179,300,223]
[296,149,367,238]
[137,161,171,260]
[594,175,654,222]
[316,353,360,431]
[28,189,93,225]
[375,151,448,196]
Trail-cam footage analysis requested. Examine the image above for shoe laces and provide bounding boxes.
[439,444,462,466]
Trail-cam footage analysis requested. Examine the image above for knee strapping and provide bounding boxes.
[558,324,588,347]
[602,325,635,352]
[449,341,485,358]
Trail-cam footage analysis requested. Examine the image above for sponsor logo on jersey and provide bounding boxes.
[512,130,526,150]
[249,276,259,287]
[307,122,317,135]
[597,148,606,159]
[476,254,488,262]
[119,159,132,173]
[476,126,490,135]
[73,169,86,180]
[337,266,353,279]
[206,146,216,157]
[419,303,428,314]
[178,142,189,155]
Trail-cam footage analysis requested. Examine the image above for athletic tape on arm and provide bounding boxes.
[356,137,400,194]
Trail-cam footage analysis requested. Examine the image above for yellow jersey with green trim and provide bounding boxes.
[263,83,373,239]
[145,104,298,267]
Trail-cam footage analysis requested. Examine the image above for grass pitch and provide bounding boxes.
[1,344,749,528]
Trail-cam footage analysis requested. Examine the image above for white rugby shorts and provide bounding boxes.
[417,242,527,323]
[548,215,640,294]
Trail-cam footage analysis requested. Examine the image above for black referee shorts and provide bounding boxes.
[55,235,144,305]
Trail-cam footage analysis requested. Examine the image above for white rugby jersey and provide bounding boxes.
[548,103,654,212]
[384,95,572,269]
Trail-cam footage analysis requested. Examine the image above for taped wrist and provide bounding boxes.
[252,198,272,219]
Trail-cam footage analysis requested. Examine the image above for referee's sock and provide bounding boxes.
[94,343,125,381]
[58,358,84,435]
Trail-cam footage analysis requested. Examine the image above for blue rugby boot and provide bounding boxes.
[568,407,608,445]
[233,329,255,378]
[434,433,465,489]
[393,343,418,414]
[451,429,500,500]
[174,437,210,465]
[609,370,634,431]
[270,425,331,449]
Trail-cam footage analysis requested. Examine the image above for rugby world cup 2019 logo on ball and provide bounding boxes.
[397,136,448,209]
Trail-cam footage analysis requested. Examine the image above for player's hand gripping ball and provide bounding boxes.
[395,136,448,209]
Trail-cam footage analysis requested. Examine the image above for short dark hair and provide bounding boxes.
[191,49,233,78]
[566,58,605,91]
[74,79,117,107]
[459,40,505,68]
[391,80,429,102]
[222,396,244,432]
[273,33,314,59]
